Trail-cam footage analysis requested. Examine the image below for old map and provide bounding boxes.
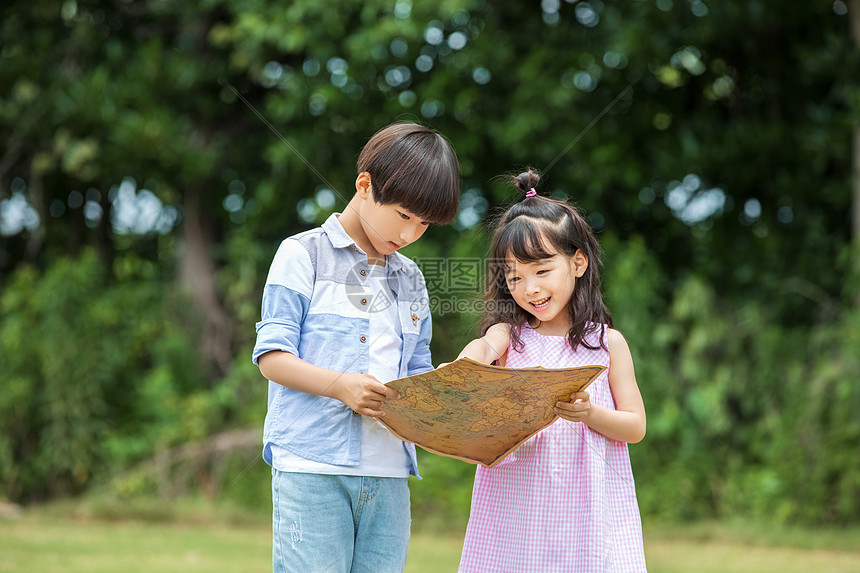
[378,358,606,467]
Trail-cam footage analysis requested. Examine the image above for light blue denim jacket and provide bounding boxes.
[253,213,432,477]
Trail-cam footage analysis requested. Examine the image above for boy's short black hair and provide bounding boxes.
[357,123,460,224]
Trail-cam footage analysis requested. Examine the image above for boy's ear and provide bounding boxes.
[355,172,373,200]
[572,249,588,278]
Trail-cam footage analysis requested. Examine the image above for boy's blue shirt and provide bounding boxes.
[253,213,432,477]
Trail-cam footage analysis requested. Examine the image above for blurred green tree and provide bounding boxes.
[1,0,858,521]
[1,0,855,342]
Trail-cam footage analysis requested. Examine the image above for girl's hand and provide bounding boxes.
[555,391,592,423]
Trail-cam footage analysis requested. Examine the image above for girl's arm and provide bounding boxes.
[554,328,646,443]
[454,323,511,365]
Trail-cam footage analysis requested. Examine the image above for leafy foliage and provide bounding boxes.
[608,241,860,524]
[0,0,858,526]
[0,251,264,501]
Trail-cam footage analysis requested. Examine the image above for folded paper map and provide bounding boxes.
[378,358,606,467]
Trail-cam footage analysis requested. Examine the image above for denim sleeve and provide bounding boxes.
[407,311,434,376]
[253,285,310,364]
[252,238,314,365]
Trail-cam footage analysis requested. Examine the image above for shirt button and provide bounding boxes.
[360,336,367,343]
[361,298,367,305]
[360,269,366,276]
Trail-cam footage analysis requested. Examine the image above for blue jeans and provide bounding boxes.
[272,469,411,573]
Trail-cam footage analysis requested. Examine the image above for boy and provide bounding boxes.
[253,123,460,573]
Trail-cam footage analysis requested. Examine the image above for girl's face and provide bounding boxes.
[503,248,588,333]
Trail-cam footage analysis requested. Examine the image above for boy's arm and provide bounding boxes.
[258,351,399,417]
[253,238,397,417]
[455,323,510,365]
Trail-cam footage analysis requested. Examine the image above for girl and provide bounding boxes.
[455,169,647,572]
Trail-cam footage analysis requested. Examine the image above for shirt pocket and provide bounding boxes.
[397,301,423,337]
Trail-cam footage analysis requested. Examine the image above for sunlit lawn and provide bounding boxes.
[2,510,860,573]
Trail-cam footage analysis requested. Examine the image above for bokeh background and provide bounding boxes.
[1,0,859,566]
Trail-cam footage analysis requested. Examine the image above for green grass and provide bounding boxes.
[2,501,860,573]
[409,522,860,573]
[0,516,269,573]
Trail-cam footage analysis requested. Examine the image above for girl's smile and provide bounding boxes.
[528,296,551,311]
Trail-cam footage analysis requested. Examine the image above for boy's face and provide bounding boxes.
[355,174,431,257]
[359,197,430,256]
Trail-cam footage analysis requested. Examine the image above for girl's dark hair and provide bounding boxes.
[482,168,613,351]
[357,122,460,224]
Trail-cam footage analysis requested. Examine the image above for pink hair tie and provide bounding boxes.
[525,187,537,198]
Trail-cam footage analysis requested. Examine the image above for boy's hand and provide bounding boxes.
[554,391,592,423]
[330,372,401,417]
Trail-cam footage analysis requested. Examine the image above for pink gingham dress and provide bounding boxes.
[458,323,647,573]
